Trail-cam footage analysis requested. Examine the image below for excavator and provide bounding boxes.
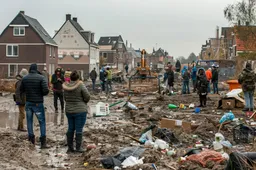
[128,49,161,94]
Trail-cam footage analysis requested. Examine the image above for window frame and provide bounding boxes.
[6,44,19,57]
[13,27,25,36]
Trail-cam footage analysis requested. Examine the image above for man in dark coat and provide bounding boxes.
[212,65,219,94]
[175,60,181,72]
[20,63,49,148]
[51,68,65,113]
[167,65,174,94]
[196,68,208,107]
[238,62,256,111]
[90,68,98,91]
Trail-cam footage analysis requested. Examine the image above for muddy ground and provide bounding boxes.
[0,81,254,170]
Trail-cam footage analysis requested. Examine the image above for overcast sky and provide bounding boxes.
[0,0,235,58]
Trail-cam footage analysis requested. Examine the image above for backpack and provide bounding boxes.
[183,71,190,80]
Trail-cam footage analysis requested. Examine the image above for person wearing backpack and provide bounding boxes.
[238,63,256,111]
[182,66,190,94]
[196,68,208,107]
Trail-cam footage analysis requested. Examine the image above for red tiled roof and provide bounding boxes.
[235,26,256,51]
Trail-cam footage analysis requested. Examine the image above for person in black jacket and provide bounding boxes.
[51,68,65,113]
[175,60,181,72]
[212,65,219,94]
[196,68,208,107]
[167,65,174,94]
[20,63,49,148]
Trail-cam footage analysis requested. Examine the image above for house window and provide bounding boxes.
[74,54,79,59]
[8,64,18,77]
[58,54,63,59]
[103,53,107,58]
[49,46,52,56]
[13,27,25,36]
[6,45,18,57]
[52,47,55,57]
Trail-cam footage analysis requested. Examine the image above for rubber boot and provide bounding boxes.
[28,135,35,145]
[40,136,50,149]
[75,133,85,153]
[66,132,75,153]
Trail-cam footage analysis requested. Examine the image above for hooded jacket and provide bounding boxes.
[238,63,256,92]
[175,60,181,69]
[90,69,98,80]
[15,75,26,105]
[63,81,90,113]
[100,67,106,81]
[182,66,190,81]
[196,68,208,95]
[51,68,65,91]
[191,66,197,80]
[212,68,218,82]
[20,64,49,103]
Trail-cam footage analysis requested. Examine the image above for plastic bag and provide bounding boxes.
[121,156,144,168]
[139,130,153,144]
[219,111,235,124]
[155,139,169,150]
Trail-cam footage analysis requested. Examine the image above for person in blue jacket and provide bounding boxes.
[182,66,190,94]
[191,65,197,93]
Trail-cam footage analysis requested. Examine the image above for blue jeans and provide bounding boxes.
[25,102,46,137]
[244,91,254,109]
[66,112,87,134]
[182,80,190,94]
[92,79,96,90]
[213,81,218,94]
[208,82,211,93]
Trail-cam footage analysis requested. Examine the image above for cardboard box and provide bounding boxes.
[160,118,191,132]
[222,99,235,110]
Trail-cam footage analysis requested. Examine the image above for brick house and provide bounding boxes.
[0,11,58,78]
[53,14,99,79]
[98,35,126,70]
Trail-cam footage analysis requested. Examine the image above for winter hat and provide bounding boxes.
[19,68,28,77]
[246,62,252,69]
[29,63,38,73]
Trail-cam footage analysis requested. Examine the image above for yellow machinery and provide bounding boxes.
[128,49,160,93]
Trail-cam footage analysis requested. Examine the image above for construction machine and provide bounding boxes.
[128,49,161,94]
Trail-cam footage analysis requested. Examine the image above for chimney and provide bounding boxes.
[83,31,91,43]
[20,11,25,15]
[91,33,95,43]
[126,40,128,47]
[216,26,219,39]
[73,17,77,22]
[66,14,71,21]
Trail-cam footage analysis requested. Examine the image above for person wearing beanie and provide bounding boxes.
[51,68,65,114]
[20,63,49,148]
[212,65,219,94]
[15,68,28,131]
[196,68,208,107]
[238,62,256,111]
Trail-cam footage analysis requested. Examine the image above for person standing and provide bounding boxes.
[20,64,49,148]
[212,65,219,94]
[167,65,174,94]
[182,66,190,94]
[89,68,98,91]
[106,67,113,93]
[196,68,208,107]
[191,65,197,93]
[205,68,212,93]
[63,71,90,153]
[175,60,181,72]
[15,68,28,131]
[99,67,106,92]
[238,63,256,111]
[51,68,65,114]
[125,64,129,74]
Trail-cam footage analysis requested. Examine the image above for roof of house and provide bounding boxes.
[53,17,98,47]
[98,36,119,46]
[3,11,57,45]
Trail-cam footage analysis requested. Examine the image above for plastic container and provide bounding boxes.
[168,104,178,109]
[226,80,241,91]
[95,102,110,116]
